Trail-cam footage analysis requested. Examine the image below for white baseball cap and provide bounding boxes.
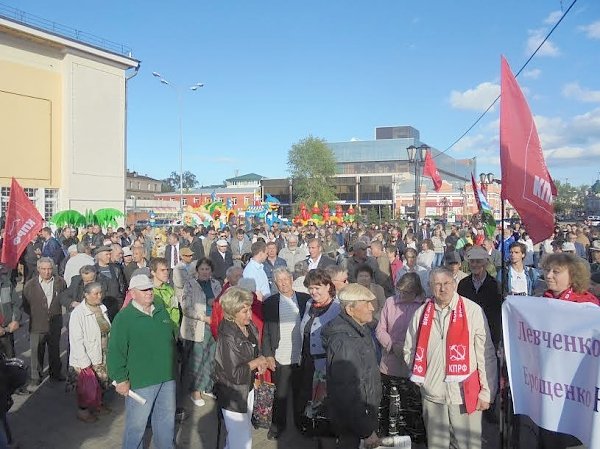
[129,274,153,290]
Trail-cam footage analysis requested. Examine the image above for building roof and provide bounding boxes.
[0,6,139,68]
[155,186,258,196]
[225,173,265,182]
[126,171,162,183]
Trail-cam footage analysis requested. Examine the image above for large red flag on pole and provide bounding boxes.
[499,56,556,244]
[0,178,44,269]
[423,150,443,192]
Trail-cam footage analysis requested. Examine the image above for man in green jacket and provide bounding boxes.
[108,273,176,449]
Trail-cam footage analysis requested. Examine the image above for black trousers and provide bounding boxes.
[271,362,302,432]
[30,325,62,380]
[0,333,15,358]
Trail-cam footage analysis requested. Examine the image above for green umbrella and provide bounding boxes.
[49,210,86,227]
[94,208,124,227]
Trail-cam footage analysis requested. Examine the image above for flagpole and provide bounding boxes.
[498,197,512,449]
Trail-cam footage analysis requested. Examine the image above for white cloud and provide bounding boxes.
[452,134,487,152]
[525,28,560,57]
[562,82,600,103]
[578,21,600,39]
[522,68,541,79]
[350,137,361,142]
[544,11,563,24]
[449,82,500,111]
[571,108,600,136]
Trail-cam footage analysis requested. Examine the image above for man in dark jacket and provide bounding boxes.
[262,268,310,440]
[22,257,67,389]
[94,246,126,312]
[457,246,503,348]
[40,227,64,268]
[181,226,205,261]
[322,283,382,449]
[209,240,234,285]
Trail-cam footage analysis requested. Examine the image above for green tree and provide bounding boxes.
[162,171,199,193]
[288,136,338,211]
[553,181,588,216]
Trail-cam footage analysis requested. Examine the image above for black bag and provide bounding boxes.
[298,401,335,438]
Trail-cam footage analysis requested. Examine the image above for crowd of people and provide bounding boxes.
[0,216,599,449]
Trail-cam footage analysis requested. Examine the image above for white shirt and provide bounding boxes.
[39,276,54,308]
[64,253,96,287]
[509,266,528,294]
[308,255,322,271]
[275,293,302,365]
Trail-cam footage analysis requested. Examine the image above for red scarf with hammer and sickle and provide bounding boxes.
[410,296,470,383]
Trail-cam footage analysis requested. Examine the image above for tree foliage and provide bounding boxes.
[288,136,338,211]
[553,180,589,216]
[162,171,199,193]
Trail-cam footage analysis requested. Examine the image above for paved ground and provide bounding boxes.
[6,286,500,449]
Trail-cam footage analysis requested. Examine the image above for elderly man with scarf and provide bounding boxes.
[404,267,497,449]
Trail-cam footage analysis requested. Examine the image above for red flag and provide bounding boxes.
[500,56,556,244]
[0,178,44,269]
[423,150,443,192]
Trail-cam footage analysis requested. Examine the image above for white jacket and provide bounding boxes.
[69,302,110,369]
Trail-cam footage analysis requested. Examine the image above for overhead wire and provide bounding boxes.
[436,0,579,158]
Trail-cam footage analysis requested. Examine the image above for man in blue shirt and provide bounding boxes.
[242,241,271,300]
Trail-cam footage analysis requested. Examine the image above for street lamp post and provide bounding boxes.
[288,177,293,217]
[153,72,204,219]
[406,144,429,233]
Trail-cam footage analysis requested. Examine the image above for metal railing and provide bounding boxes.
[0,3,133,57]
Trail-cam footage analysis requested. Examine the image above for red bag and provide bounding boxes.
[77,367,102,409]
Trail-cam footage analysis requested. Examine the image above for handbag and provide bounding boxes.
[76,367,102,409]
[251,375,276,429]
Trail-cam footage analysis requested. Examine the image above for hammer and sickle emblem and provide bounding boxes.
[449,344,466,361]
[414,347,425,362]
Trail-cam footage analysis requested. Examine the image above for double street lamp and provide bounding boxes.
[152,72,204,219]
[406,144,429,233]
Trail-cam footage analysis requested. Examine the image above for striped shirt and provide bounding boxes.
[275,293,302,365]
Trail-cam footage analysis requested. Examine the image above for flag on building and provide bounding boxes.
[499,55,556,244]
[422,150,443,192]
[471,173,496,238]
[0,178,44,269]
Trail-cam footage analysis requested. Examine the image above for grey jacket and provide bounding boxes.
[0,273,22,327]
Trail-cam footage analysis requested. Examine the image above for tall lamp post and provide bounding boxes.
[288,177,293,217]
[406,144,429,233]
[153,72,204,219]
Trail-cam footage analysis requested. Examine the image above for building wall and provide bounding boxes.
[0,18,137,221]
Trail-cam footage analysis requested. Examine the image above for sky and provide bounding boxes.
[5,0,600,187]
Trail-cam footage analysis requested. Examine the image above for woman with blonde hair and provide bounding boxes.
[214,287,267,449]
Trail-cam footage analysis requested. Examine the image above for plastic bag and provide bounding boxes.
[76,367,102,409]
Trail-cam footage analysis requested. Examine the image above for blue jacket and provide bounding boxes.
[497,266,539,296]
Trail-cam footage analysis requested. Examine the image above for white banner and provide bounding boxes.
[502,296,600,448]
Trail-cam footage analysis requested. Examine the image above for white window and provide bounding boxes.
[44,189,59,221]
[182,198,187,206]
[232,198,237,206]
[244,197,249,205]
[194,197,199,204]
[0,187,10,218]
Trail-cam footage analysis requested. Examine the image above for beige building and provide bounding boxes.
[0,12,139,221]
